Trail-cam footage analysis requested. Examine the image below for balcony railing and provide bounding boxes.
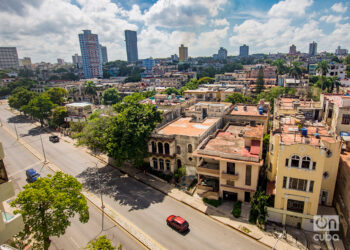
[221,172,239,181]
[197,165,220,176]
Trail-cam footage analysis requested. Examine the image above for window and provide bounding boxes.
[166,160,170,171]
[283,176,287,188]
[287,199,304,213]
[176,146,181,154]
[291,155,300,168]
[164,143,170,155]
[227,180,235,186]
[188,144,193,153]
[227,162,235,174]
[268,163,272,171]
[245,165,252,186]
[323,171,329,179]
[301,156,311,169]
[159,159,164,170]
[158,142,163,154]
[151,141,156,153]
[289,178,307,191]
[309,181,314,192]
[152,158,158,169]
[342,114,350,125]
[188,157,193,161]
[285,158,289,167]
[312,162,316,170]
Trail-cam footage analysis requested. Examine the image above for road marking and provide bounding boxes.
[70,237,80,249]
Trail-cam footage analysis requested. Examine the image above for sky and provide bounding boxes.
[0,0,349,63]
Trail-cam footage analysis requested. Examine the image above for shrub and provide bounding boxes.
[174,166,186,182]
[203,198,222,207]
[232,201,242,218]
[147,167,173,182]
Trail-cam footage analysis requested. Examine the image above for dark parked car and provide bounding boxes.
[166,215,189,233]
[49,135,59,143]
[26,168,40,183]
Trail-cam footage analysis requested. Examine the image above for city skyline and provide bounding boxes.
[0,0,349,63]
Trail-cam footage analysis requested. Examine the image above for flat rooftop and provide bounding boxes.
[199,125,263,159]
[66,102,92,107]
[276,98,319,110]
[186,101,232,111]
[158,117,220,137]
[323,94,350,107]
[230,105,267,117]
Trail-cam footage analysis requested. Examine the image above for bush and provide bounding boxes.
[203,198,222,207]
[174,166,186,182]
[232,201,242,218]
[147,167,173,182]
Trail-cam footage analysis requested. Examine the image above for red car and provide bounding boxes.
[166,215,189,233]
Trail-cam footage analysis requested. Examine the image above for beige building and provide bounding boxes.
[193,123,264,201]
[65,102,93,122]
[0,141,24,244]
[148,117,222,175]
[184,102,232,122]
[267,115,341,230]
[183,88,219,102]
[321,94,350,135]
[179,44,188,62]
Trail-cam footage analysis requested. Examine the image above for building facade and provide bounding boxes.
[79,30,103,79]
[0,47,19,69]
[239,44,249,57]
[72,53,83,68]
[335,46,348,56]
[100,45,108,64]
[125,30,138,63]
[179,44,188,62]
[218,47,228,60]
[309,41,317,56]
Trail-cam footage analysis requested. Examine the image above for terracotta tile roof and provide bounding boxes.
[158,117,220,137]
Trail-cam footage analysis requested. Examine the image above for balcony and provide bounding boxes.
[197,164,220,177]
[221,172,239,181]
[196,184,219,200]
[0,212,24,244]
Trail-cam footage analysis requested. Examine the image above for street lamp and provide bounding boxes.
[94,162,105,231]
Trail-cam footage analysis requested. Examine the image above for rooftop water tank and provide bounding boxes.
[258,106,264,115]
[301,128,307,137]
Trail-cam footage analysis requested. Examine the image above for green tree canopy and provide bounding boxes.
[197,76,215,84]
[85,235,115,250]
[21,95,55,126]
[256,67,265,94]
[44,87,68,105]
[249,188,270,229]
[163,87,180,96]
[84,81,97,96]
[11,172,89,250]
[122,92,145,103]
[220,62,243,73]
[272,59,288,75]
[288,61,302,80]
[8,88,37,110]
[50,106,68,128]
[225,93,248,104]
[102,88,121,105]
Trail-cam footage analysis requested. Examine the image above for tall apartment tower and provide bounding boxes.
[179,44,188,62]
[72,53,83,68]
[309,41,317,56]
[100,45,108,64]
[218,47,228,60]
[0,47,19,69]
[239,44,249,57]
[78,30,103,79]
[289,44,297,55]
[124,30,138,63]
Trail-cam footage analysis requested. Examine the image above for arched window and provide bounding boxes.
[177,159,182,168]
[176,146,181,154]
[166,160,170,171]
[188,144,193,153]
[151,141,156,153]
[152,158,158,169]
[159,159,164,170]
[158,142,163,154]
[301,156,311,169]
[164,143,170,155]
[291,155,300,168]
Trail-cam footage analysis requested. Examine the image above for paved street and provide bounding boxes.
[0,104,267,250]
[0,123,145,250]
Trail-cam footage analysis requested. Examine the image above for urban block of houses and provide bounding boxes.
[193,123,264,201]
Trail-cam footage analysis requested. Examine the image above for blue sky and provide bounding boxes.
[0,0,349,63]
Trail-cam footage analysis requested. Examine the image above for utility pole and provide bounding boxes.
[95,162,105,230]
[14,124,18,140]
[40,134,47,163]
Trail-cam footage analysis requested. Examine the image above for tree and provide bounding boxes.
[316,60,330,90]
[0,86,11,97]
[101,88,121,105]
[44,87,68,105]
[329,76,341,93]
[106,102,162,166]
[249,188,270,229]
[288,61,302,80]
[256,67,265,94]
[85,235,116,250]
[84,81,97,99]
[163,87,180,96]
[21,95,55,126]
[122,93,145,103]
[220,62,243,73]
[18,68,34,78]
[197,76,215,84]
[11,172,89,250]
[8,88,37,110]
[225,93,247,104]
[50,106,68,128]
[272,59,288,82]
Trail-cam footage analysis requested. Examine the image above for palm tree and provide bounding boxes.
[289,61,302,80]
[329,76,341,93]
[272,59,287,83]
[316,60,330,90]
[84,81,97,102]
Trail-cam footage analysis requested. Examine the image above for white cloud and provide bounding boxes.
[331,2,348,13]
[268,0,313,17]
[320,15,343,23]
[211,18,229,27]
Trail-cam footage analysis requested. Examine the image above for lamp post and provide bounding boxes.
[95,162,105,231]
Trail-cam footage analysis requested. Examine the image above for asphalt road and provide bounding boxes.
[0,104,267,250]
[0,123,145,250]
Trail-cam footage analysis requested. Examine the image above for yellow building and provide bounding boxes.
[193,123,264,201]
[0,141,24,244]
[179,44,188,62]
[267,116,341,230]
